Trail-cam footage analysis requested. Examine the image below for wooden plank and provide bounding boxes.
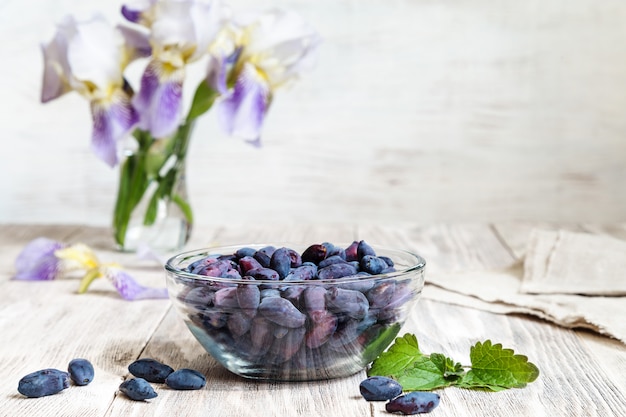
[0,225,176,417]
[358,223,516,272]
[2,224,626,416]
[392,299,626,417]
[0,280,171,417]
[106,307,372,417]
[364,223,626,416]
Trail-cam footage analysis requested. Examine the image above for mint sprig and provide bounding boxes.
[368,333,539,392]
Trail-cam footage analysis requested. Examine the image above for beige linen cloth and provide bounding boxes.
[422,229,626,344]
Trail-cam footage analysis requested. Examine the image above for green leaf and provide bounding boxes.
[172,194,194,224]
[456,372,508,392]
[430,352,465,379]
[143,168,177,226]
[361,323,402,365]
[457,340,540,390]
[187,81,219,121]
[396,356,457,391]
[368,333,422,377]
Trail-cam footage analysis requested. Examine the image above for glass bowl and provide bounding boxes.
[165,242,425,381]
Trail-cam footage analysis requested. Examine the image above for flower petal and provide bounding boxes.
[54,243,101,271]
[235,9,321,87]
[121,0,157,26]
[65,14,126,95]
[217,62,269,141]
[117,24,152,62]
[40,31,72,103]
[150,0,227,62]
[133,60,184,138]
[13,238,66,281]
[91,89,139,167]
[206,47,241,95]
[103,266,169,300]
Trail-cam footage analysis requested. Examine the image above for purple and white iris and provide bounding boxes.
[40,1,319,165]
[212,9,320,144]
[122,0,228,138]
[12,238,168,301]
[40,14,149,167]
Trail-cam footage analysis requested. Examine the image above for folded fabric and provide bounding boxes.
[522,229,626,296]
[422,228,626,344]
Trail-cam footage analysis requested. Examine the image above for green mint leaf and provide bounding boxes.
[396,356,457,391]
[458,340,540,390]
[456,372,508,392]
[368,333,422,377]
[361,323,402,365]
[430,353,464,379]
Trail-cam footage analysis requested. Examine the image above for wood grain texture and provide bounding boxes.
[1,224,625,416]
[2,0,626,227]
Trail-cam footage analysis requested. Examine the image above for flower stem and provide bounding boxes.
[113,130,151,249]
[112,123,195,250]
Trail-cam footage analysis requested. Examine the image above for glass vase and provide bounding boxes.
[112,122,195,253]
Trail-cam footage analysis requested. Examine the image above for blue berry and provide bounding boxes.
[301,244,328,263]
[359,376,402,401]
[385,391,440,414]
[165,369,206,390]
[236,279,261,314]
[238,256,263,274]
[68,358,94,386]
[317,263,358,279]
[322,242,346,259]
[318,255,347,269]
[128,358,174,383]
[360,255,389,275]
[18,369,70,398]
[284,263,318,281]
[119,378,157,401]
[246,267,280,281]
[270,247,293,279]
[259,296,306,328]
[344,241,359,261]
[357,240,377,259]
[235,247,257,258]
[325,287,369,319]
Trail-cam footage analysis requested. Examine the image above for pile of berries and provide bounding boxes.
[17,357,205,402]
[173,240,420,379]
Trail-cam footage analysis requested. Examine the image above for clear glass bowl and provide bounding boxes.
[165,243,426,381]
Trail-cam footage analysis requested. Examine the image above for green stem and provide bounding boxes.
[112,122,196,249]
[78,268,102,294]
[113,130,152,248]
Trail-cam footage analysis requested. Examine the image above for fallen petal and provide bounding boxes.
[13,238,66,281]
[102,266,168,300]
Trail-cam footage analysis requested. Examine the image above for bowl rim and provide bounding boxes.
[165,242,426,285]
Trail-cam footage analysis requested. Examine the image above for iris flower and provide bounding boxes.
[41,14,150,166]
[210,9,320,144]
[121,0,227,138]
[13,238,168,301]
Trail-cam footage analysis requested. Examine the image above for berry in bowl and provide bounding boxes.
[165,240,425,381]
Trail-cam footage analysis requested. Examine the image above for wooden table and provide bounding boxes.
[1,224,625,416]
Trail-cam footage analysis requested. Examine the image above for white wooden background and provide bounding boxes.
[1,0,626,227]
